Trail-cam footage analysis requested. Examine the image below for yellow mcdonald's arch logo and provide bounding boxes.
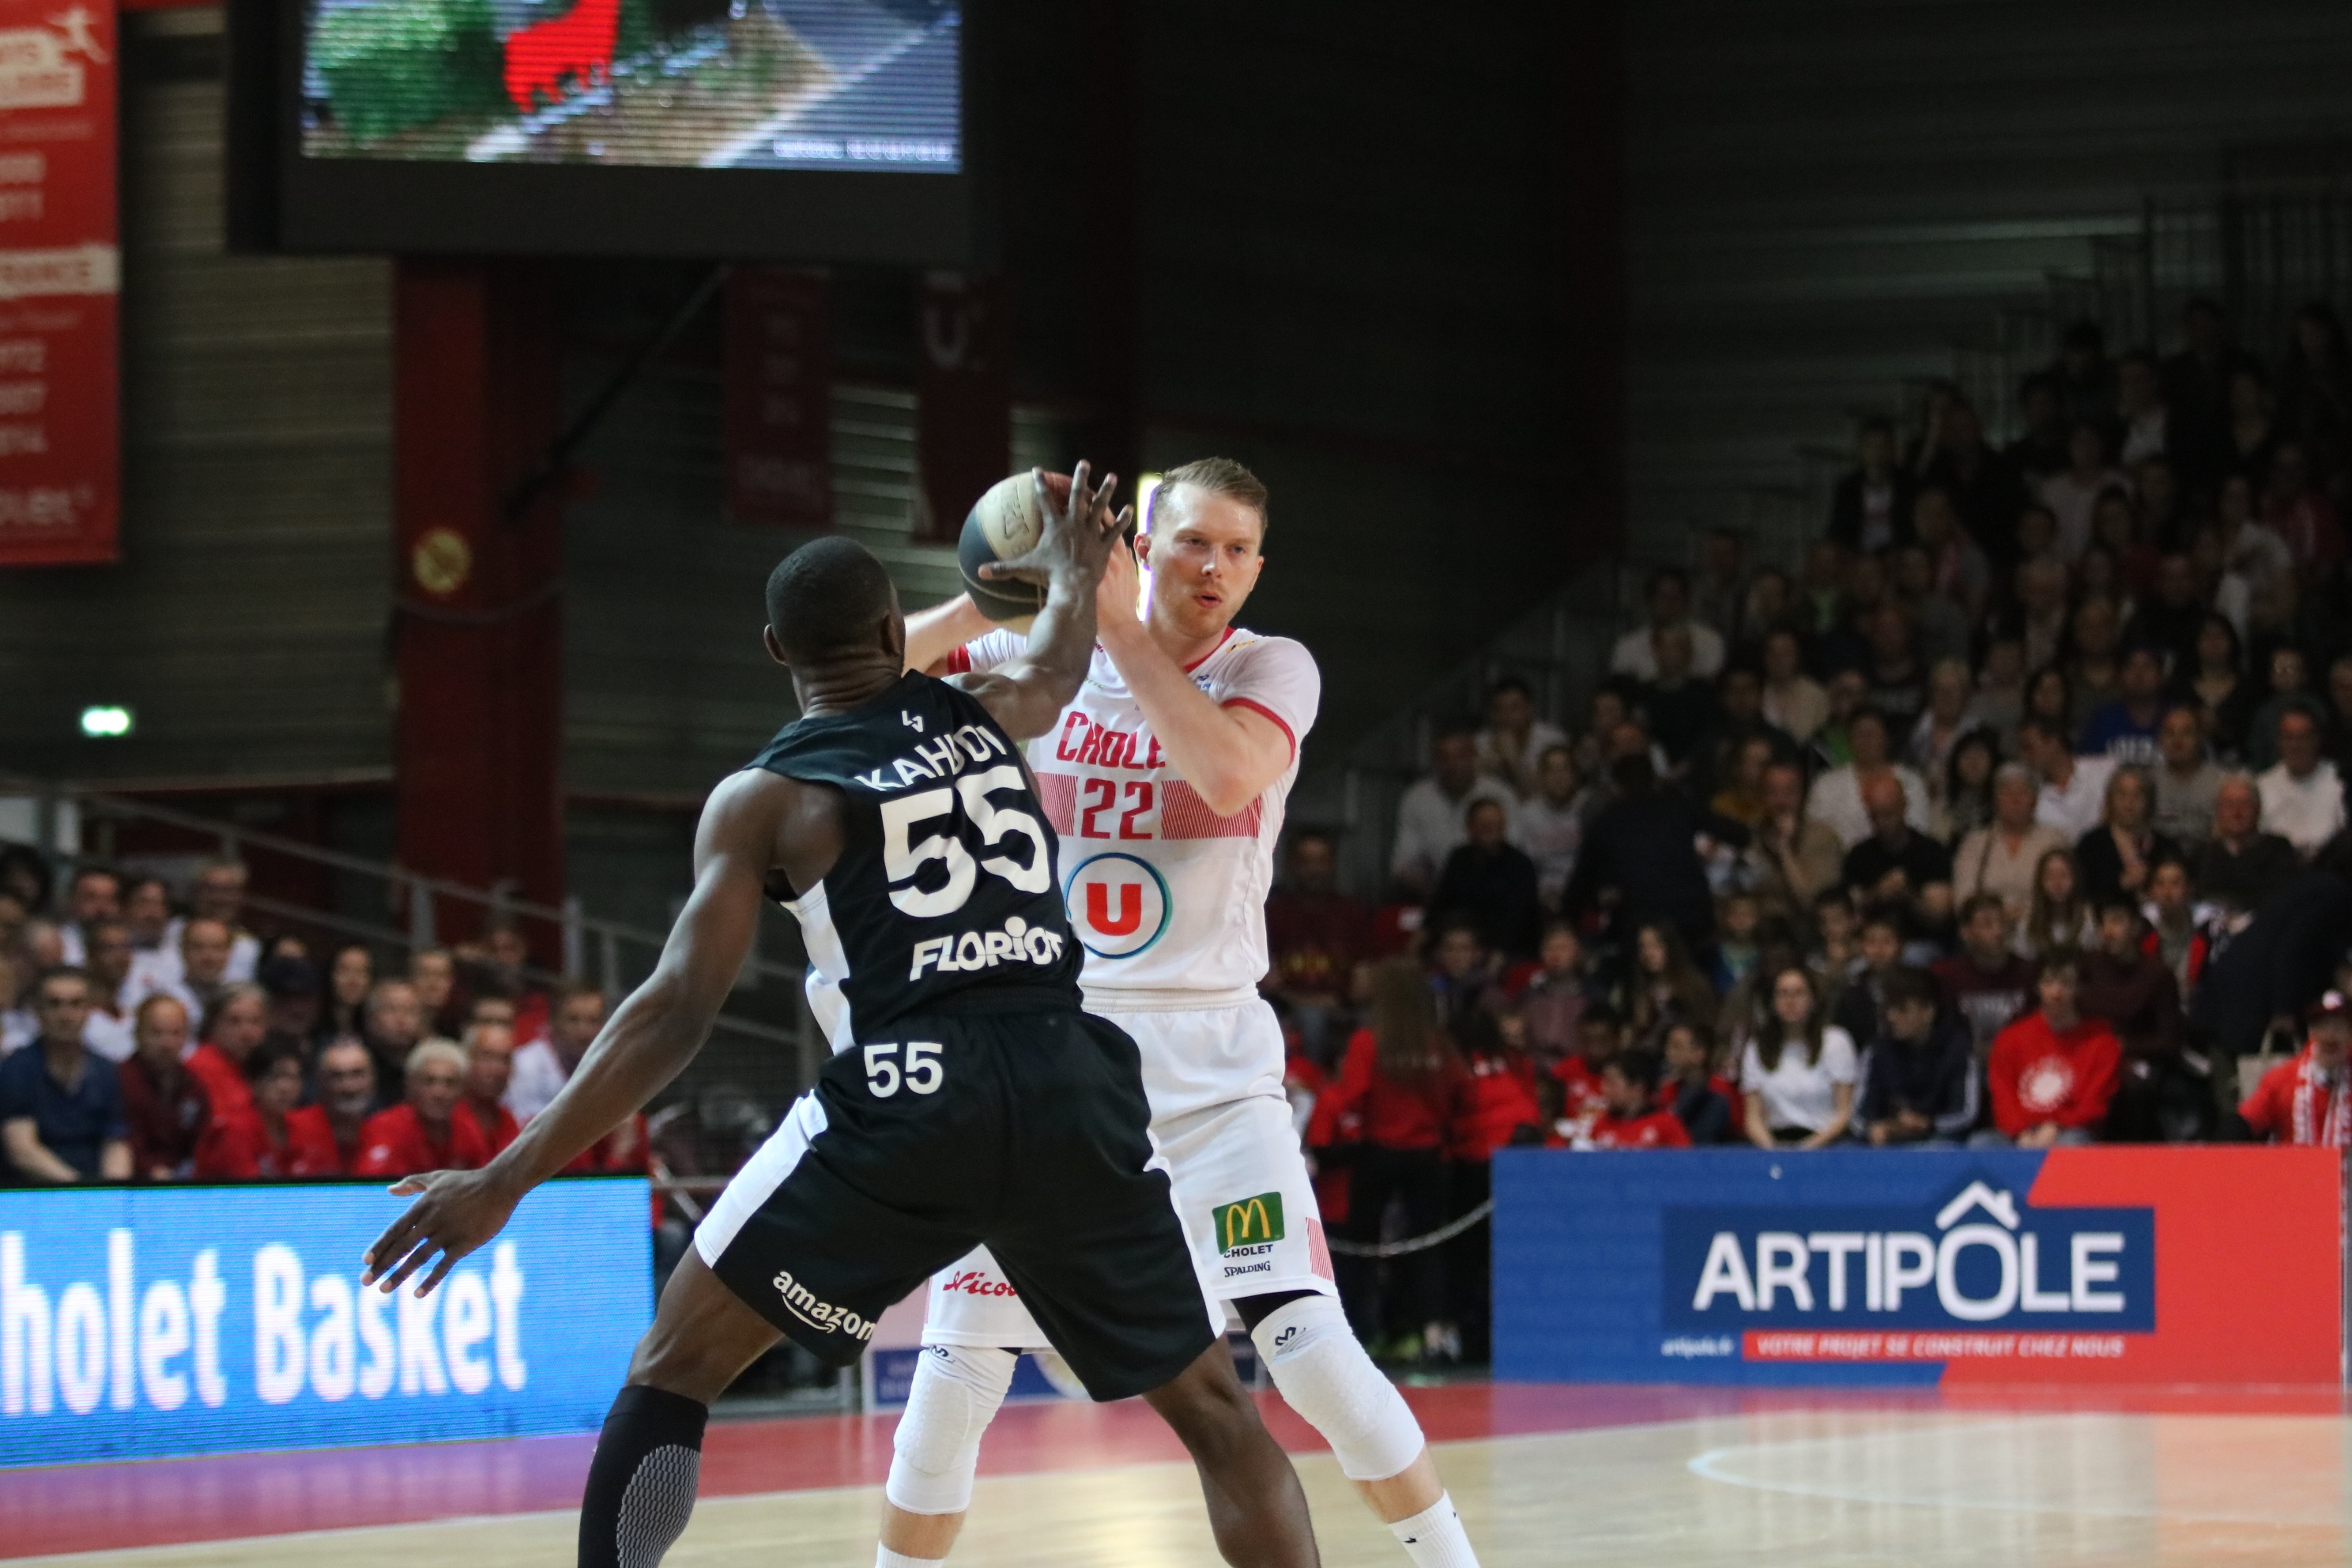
[1214,1191,1286,1254]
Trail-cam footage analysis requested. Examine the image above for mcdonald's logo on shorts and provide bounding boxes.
[1213,1192,1286,1255]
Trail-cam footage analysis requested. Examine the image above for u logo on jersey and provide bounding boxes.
[1063,852,1172,959]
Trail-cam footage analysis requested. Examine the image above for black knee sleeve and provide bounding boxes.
[579,1385,708,1568]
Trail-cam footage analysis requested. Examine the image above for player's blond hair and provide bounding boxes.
[1148,457,1268,540]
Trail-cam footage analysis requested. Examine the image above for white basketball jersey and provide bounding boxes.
[960,626,1320,1004]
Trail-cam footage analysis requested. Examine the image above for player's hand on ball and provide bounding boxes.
[1097,528,1142,628]
[360,1166,522,1298]
[978,462,1121,589]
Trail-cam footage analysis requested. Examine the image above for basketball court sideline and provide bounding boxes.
[10,1385,2348,1567]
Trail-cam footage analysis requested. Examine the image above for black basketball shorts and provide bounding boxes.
[693,997,1219,1401]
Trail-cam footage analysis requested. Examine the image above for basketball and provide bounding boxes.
[957,469,1072,624]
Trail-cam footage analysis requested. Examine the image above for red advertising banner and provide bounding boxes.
[912,272,1008,544]
[0,0,117,567]
[722,267,831,531]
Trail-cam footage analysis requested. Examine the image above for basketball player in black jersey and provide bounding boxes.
[360,463,1319,1568]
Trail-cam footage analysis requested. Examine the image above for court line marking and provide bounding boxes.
[1686,1412,2351,1526]
[4,1423,1696,1564]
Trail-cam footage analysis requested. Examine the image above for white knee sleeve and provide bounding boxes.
[886,1345,1017,1515]
[1250,1295,1426,1483]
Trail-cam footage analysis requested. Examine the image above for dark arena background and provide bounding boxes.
[2,2,2352,1564]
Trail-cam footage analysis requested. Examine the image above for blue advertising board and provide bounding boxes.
[0,1179,652,1466]
[1492,1147,2344,1388]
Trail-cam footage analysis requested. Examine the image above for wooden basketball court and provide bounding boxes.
[9,1384,2348,1566]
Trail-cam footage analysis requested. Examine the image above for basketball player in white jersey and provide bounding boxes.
[891,458,1481,1568]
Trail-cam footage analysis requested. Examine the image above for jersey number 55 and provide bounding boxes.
[880,767,1051,919]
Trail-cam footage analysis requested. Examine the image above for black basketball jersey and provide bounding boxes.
[748,671,1081,1045]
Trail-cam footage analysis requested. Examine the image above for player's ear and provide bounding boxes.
[1133,530,1155,568]
[879,608,907,666]
[761,625,790,668]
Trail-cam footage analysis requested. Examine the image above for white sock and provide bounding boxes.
[877,1547,944,1567]
[1389,1491,1479,1568]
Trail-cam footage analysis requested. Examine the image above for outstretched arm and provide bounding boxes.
[363,770,787,1295]
[1092,543,1292,816]
[903,594,996,674]
[949,462,1124,741]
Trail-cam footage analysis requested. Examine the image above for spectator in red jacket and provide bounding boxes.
[314,1037,379,1172]
[196,1038,342,1178]
[1585,1050,1692,1148]
[1319,958,1461,1360]
[117,995,207,1180]
[2239,989,2352,1146]
[353,1039,491,1176]
[1263,828,1374,1065]
[185,984,267,1135]
[1442,1008,1539,1363]
[458,1020,521,1157]
[1977,952,2122,1146]
[1551,1007,1623,1138]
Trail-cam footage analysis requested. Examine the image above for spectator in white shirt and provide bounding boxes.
[2039,421,2129,562]
[125,916,235,1024]
[1474,676,1567,798]
[76,919,138,1063]
[1739,966,1859,1148]
[1515,744,1589,910]
[2258,708,2346,858]
[1760,628,1829,742]
[1804,708,1930,850]
[1391,726,1518,897]
[122,876,172,962]
[150,860,260,989]
[1609,567,1726,681]
[53,866,121,968]
[2018,717,2116,842]
[2116,350,2171,466]
[505,982,608,1124]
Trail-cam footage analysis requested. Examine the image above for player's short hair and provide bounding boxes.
[764,537,898,663]
[1149,457,1268,538]
[405,1038,467,1079]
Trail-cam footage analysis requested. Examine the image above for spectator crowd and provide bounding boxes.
[1261,300,2352,1363]
[0,848,644,1189]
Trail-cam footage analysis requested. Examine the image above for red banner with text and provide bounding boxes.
[722,267,831,531]
[0,0,118,566]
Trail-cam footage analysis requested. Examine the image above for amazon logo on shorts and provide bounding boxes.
[1063,852,1171,959]
[771,1268,876,1341]
[1213,1192,1286,1256]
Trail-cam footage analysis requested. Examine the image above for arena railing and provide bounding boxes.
[1300,562,1630,901]
[0,771,822,1081]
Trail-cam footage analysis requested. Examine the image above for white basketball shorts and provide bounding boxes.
[922,998,1336,1352]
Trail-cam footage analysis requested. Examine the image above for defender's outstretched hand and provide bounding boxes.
[976,462,1126,591]
[361,1167,522,1298]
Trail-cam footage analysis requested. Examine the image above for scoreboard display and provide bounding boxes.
[231,0,975,260]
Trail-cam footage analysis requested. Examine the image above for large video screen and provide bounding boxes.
[232,0,974,259]
[297,0,959,172]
